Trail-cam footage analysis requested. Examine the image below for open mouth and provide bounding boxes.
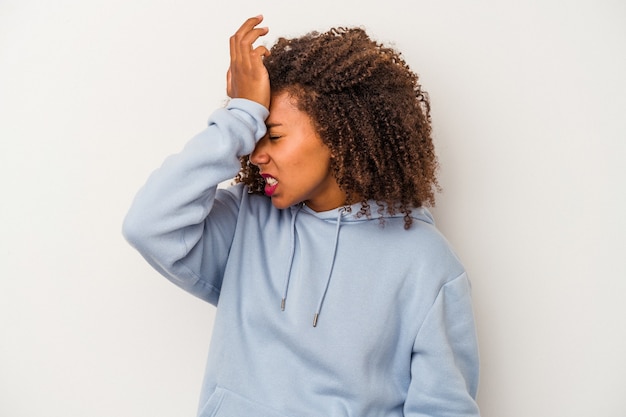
[262,175,278,196]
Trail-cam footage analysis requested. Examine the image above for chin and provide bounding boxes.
[270,197,294,210]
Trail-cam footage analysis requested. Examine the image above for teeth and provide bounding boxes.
[265,177,278,186]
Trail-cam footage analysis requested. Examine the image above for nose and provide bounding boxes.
[250,134,270,167]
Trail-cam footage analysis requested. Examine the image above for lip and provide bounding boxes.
[261,173,279,197]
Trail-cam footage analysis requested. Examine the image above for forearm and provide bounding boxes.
[122,99,268,300]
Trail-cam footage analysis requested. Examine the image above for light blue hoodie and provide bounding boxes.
[123,99,480,417]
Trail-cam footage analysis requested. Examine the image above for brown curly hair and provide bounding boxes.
[235,27,439,229]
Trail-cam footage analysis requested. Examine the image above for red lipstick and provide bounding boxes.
[261,174,278,197]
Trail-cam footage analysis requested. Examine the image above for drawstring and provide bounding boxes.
[313,206,350,327]
[280,205,351,327]
[280,205,302,311]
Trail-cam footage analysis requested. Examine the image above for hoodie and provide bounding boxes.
[122,99,481,417]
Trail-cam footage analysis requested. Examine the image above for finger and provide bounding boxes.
[237,27,269,69]
[230,15,264,61]
[233,27,269,62]
[235,15,264,35]
[241,27,270,50]
[232,24,268,63]
[252,45,271,59]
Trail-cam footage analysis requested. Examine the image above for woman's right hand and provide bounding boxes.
[227,15,271,109]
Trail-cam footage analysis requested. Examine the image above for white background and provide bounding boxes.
[1,1,625,416]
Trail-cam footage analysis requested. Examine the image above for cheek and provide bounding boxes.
[314,147,333,173]
[283,156,328,187]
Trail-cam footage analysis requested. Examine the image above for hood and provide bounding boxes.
[302,200,435,224]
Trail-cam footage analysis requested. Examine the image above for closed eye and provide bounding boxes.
[266,122,283,141]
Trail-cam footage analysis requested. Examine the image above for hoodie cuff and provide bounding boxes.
[226,98,269,142]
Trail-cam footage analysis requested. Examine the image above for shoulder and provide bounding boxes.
[411,219,465,280]
[380,212,466,288]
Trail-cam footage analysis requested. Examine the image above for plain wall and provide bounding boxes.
[1,0,624,416]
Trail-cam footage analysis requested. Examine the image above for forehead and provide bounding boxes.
[266,92,308,126]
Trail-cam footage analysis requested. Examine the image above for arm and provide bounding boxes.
[404,273,481,417]
[123,16,272,304]
[122,99,268,304]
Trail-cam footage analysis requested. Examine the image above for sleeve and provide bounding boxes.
[122,99,269,305]
[404,272,481,417]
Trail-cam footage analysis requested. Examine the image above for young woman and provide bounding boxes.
[123,15,480,417]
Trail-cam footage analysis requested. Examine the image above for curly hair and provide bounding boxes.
[235,27,439,229]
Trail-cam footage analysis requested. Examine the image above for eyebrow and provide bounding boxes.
[266,122,283,128]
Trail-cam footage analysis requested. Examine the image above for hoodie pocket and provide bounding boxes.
[200,386,291,417]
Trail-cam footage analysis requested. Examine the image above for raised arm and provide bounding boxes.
[122,17,271,304]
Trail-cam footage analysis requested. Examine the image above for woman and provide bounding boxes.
[123,15,480,417]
